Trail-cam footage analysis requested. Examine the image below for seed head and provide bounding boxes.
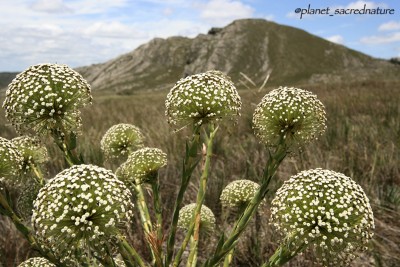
[12,136,48,174]
[32,164,134,263]
[270,168,374,266]
[178,203,216,232]
[220,179,260,208]
[165,70,241,128]
[3,63,92,136]
[0,137,23,181]
[253,87,326,149]
[18,257,55,267]
[101,123,144,160]
[116,147,167,185]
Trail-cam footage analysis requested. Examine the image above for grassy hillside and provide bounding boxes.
[0,79,399,266]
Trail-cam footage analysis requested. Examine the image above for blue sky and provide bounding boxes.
[0,0,399,71]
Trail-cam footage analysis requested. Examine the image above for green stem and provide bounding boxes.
[118,237,144,267]
[133,183,158,265]
[150,177,164,259]
[223,249,234,267]
[165,125,201,266]
[185,125,217,267]
[172,222,195,267]
[187,236,198,267]
[262,238,307,267]
[204,139,287,267]
[134,184,153,234]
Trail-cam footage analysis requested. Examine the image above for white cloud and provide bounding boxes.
[82,22,146,39]
[326,35,344,44]
[264,14,275,21]
[343,1,387,9]
[31,0,72,14]
[198,0,254,26]
[379,21,400,31]
[360,32,400,44]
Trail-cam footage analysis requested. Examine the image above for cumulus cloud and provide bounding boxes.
[360,32,400,44]
[326,35,344,44]
[198,0,254,25]
[379,21,400,31]
[341,0,387,9]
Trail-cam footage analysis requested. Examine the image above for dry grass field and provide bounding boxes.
[0,80,399,266]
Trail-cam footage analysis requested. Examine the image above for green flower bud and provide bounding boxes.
[32,164,134,263]
[3,63,92,136]
[165,70,241,128]
[270,168,374,266]
[220,179,260,208]
[12,136,48,174]
[178,203,216,232]
[101,123,144,160]
[253,87,326,149]
[116,147,167,185]
[0,137,23,181]
[18,257,55,267]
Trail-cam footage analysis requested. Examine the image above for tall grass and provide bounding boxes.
[0,80,399,266]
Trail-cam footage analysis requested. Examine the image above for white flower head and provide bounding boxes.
[32,164,133,263]
[116,147,167,185]
[270,168,374,266]
[3,63,92,136]
[101,123,145,160]
[18,257,55,267]
[165,70,241,128]
[253,87,326,150]
[178,203,216,233]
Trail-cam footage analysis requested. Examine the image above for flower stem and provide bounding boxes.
[118,236,146,267]
[165,125,201,266]
[185,124,218,267]
[204,139,287,267]
[150,177,164,250]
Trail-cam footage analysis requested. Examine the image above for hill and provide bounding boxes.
[76,19,400,93]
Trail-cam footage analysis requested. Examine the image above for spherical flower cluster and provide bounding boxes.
[0,137,23,181]
[32,164,134,263]
[101,123,144,160]
[270,168,374,266]
[18,257,55,267]
[116,147,167,184]
[165,70,241,128]
[220,179,260,208]
[253,87,326,149]
[178,203,216,232]
[12,136,48,174]
[3,63,92,136]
